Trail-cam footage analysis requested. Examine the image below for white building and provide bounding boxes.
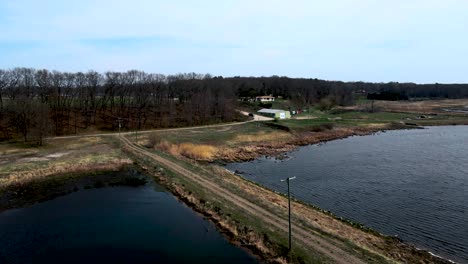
[257,109,291,119]
[255,96,275,102]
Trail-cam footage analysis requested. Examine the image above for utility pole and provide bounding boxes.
[281,176,296,252]
[134,118,138,144]
[117,117,122,136]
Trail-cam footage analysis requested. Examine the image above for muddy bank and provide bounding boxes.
[0,167,146,212]
[219,123,413,162]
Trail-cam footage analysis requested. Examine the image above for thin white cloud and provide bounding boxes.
[0,0,467,82]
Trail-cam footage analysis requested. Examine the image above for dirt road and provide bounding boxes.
[120,135,370,264]
[50,120,256,140]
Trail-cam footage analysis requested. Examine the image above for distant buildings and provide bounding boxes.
[257,109,291,119]
[255,96,275,102]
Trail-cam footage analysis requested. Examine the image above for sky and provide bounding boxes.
[0,0,467,83]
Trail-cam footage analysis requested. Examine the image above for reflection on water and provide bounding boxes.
[0,179,256,264]
[227,126,468,263]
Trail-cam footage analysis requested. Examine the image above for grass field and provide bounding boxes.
[0,136,131,189]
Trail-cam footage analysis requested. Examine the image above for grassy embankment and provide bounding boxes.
[0,136,132,210]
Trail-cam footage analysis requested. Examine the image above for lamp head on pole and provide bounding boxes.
[281,176,296,182]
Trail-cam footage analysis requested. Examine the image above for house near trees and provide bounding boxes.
[255,95,275,102]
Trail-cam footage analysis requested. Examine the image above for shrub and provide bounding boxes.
[146,133,161,148]
[178,143,218,160]
[310,123,334,132]
[156,140,218,161]
[259,102,272,109]
[317,97,335,111]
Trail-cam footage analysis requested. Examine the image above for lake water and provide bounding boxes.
[0,178,257,264]
[226,126,468,263]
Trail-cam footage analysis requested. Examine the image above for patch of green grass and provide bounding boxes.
[140,122,280,146]
[278,111,452,131]
[336,111,417,120]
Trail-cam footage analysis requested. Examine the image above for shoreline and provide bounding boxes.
[1,124,462,263]
[0,164,455,264]
[221,124,465,264]
[217,122,415,163]
[217,122,468,163]
[0,165,141,212]
[0,154,453,263]
[124,136,455,264]
[226,168,458,264]
[0,165,274,263]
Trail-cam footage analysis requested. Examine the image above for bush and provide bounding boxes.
[146,133,161,148]
[317,98,335,111]
[259,102,272,109]
[310,123,334,132]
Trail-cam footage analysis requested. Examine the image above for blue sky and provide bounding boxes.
[0,0,467,83]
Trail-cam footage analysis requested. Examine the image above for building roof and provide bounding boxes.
[257,109,287,114]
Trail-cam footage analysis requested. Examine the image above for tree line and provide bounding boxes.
[1,68,467,143]
[0,69,236,143]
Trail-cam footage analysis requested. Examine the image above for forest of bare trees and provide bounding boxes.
[1,68,467,143]
[0,69,237,143]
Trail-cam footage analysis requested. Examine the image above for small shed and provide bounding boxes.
[257,109,291,119]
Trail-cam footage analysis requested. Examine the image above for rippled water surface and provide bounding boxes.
[227,126,468,263]
[0,180,256,264]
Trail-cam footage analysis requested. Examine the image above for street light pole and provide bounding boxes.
[117,118,122,136]
[281,176,296,252]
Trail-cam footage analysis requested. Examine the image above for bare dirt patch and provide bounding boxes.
[45,152,70,158]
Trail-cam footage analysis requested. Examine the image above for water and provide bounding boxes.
[226,126,468,263]
[0,179,257,264]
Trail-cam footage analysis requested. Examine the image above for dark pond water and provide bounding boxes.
[226,126,468,263]
[0,178,257,264]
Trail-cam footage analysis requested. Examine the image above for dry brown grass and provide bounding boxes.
[178,143,218,160]
[156,140,219,161]
[0,135,132,189]
[62,136,104,150]
[0,158,132,189]
[229,131,292,144]
[352,99,468,114]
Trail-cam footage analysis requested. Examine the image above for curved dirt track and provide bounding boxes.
[120,135,370,264]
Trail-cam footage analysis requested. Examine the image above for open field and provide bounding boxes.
[350,98,468,114]
[0,136,131,190]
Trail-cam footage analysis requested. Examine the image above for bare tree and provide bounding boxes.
[30,102,52,145]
